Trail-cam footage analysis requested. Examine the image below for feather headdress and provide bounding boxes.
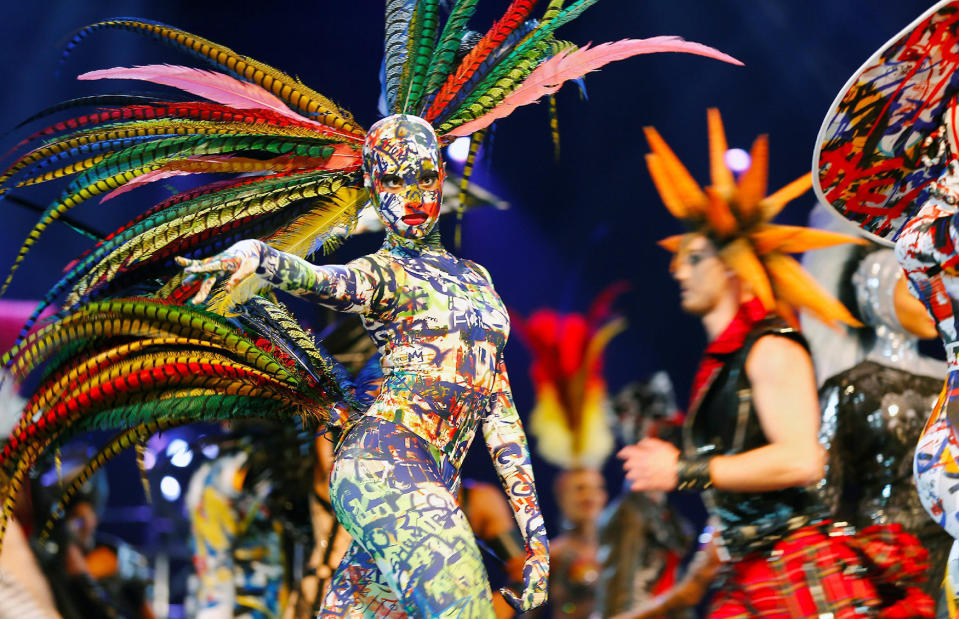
[0,5,739,547]
[513,284,627,470]
[645,109,864,328]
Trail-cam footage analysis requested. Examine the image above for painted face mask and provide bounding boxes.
[362,114,444,240]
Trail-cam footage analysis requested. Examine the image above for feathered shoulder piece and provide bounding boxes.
[512,283,627,470]
[644,108,865,328]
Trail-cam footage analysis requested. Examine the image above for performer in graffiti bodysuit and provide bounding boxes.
[179,114,547,616]
[814,3,959,613]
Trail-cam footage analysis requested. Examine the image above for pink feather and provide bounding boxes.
[446,37,743,137]
[99,168,194,203]
[78,64,323,128]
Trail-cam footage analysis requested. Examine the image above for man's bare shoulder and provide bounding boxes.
[745,333,811,383]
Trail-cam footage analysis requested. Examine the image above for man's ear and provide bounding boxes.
[363,173,372,189]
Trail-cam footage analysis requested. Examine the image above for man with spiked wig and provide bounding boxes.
[618,110,884,618]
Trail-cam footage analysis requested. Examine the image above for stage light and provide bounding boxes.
[201,444,220,459]
[446,136,471,163]
[142,448,157,471]
[160,476,181,501]
[724,148,751,174]
[166,438,193,468]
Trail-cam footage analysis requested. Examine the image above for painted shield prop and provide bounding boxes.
[814,0,959,245]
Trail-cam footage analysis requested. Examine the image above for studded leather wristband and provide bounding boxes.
[676,457,713,491]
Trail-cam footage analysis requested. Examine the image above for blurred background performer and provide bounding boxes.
[512,289,625,619]
[596,373,695,618]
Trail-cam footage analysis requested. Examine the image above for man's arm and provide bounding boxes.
[621,335,825,492]
[482,361,549,612]
[707,335,825,491]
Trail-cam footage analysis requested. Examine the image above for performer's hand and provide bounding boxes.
[175,239,265,304]
[499,553,548,612]
[618,437,680,491]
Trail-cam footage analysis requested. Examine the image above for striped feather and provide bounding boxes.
[422,0,480,98]
[204,186,367,316]
[423,0,540,122]
[60,19,364,137]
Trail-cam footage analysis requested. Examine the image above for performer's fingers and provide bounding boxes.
[182,259,230,275]
[191,275,217,305]
[225,261,257,291]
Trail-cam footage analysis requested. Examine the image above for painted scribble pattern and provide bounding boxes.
[817,2,959,242]
[181,115,548,614]
[895,194,959,607]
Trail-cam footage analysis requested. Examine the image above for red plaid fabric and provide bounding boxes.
[710,524,880,618]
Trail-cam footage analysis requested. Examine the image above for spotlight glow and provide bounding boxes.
[160,475,181,501]
[166,438,193,468]
[446,137,471,163]
[142,448,156,471]
[724,148,751,174]
[201,444,220,459]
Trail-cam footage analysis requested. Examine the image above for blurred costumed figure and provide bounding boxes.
[0,2,741,616]
[596,373,696,618]
[619,109,885,617]
[512,287,625,619]
[802,207,945,616]
[814,2,959,613]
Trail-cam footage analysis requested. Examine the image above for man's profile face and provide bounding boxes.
[671,234,730,316]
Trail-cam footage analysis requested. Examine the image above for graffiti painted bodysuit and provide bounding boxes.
[895,185,959,613]
[181,115,548,617]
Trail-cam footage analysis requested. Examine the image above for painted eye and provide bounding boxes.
[381,174,403,189]
[419,171,439,190]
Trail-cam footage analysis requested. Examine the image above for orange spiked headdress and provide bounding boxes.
[645,109,864,328]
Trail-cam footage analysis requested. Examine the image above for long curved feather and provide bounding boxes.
[78,65,337,134]
[446,38,742,136]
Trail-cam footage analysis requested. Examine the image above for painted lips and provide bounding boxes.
[402,213,428,225]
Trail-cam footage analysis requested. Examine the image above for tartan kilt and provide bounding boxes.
[710,524,880,618]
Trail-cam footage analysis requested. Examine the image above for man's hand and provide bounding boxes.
[175,239,265,304]
[499,553,548,612]
[618,437,680,492]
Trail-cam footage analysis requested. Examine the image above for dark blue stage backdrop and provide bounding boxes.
[0,0,940,589]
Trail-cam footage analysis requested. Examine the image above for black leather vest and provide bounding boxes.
[684,316,825,556]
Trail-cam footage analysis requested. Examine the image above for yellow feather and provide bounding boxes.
[205,187,367,317]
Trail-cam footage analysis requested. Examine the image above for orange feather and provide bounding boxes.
[707,108,735,199]
[759,173,813,219]
[643,126,707,214]
[719,238,774,310]
[736,134,769,218]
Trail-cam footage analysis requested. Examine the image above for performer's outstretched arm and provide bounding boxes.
[482,361,549,612]
[177,239,394,313]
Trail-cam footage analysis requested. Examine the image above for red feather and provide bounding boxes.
[424,0,540,122]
